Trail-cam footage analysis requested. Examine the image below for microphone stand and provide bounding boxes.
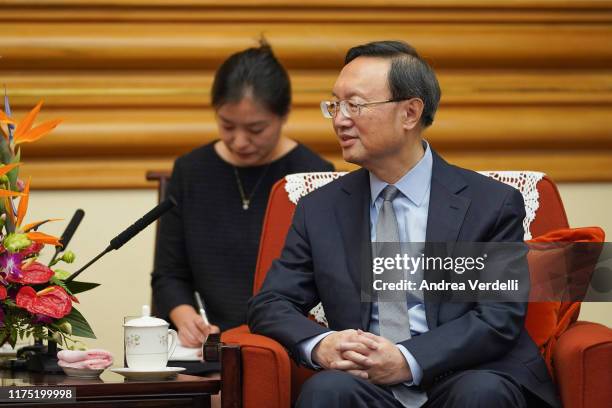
[65,197,176,283]
[64,248,111,283]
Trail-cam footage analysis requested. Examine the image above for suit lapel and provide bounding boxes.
[333,154,471,331]
[334,169,373,330]
[424,152,471,329]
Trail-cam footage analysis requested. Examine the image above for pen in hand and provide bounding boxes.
[194,291,210,327]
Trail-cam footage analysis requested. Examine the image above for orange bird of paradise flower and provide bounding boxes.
[1,100,62,148]
[0,163,22,200]
[12,176,62,246]
[0,101,63,245]
[0,111,14,126]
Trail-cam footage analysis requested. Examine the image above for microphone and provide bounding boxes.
[65,197,176,282]
[49,209,85,265]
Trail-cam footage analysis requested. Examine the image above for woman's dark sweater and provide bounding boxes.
[151,142,333,330]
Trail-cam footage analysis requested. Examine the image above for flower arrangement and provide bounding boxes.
[0,95,96,350]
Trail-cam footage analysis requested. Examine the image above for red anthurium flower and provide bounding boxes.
[16,286,72,319]
[15,286,36,309]
[20,242,44,258]
[11,261,54,285]
[0,285,7,300]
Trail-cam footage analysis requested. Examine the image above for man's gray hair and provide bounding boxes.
[345,40,441,128]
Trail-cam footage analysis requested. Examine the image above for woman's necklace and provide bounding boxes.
[233,165,271,210]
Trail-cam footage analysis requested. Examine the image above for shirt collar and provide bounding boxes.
[369,140,433,207]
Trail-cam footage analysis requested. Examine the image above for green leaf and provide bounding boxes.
[7,149,20,191]
[60,307,96,339]
[0,134,12,166]
[0,135,9,217]
[64,280,100,295]
[9,329,17,348]
[49,276,70,294]
[53,269,71,280]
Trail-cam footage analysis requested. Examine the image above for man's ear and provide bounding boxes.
[401,98,424,131]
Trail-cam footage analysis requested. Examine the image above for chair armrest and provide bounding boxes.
[553,321,612,408]
[222,325,291,408]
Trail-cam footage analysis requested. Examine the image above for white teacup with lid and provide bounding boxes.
[124,305,178,370]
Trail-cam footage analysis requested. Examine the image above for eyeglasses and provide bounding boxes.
[320,99,406,119]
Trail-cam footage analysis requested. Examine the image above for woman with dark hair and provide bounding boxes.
[151,41,333,348]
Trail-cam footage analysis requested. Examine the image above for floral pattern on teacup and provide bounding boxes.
[159,333,167,347]
[126,334,141,349]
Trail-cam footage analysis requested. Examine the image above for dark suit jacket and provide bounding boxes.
[248,151,559,407]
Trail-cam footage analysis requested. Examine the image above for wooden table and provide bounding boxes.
[0,344,241,408]
[0,369,219,407]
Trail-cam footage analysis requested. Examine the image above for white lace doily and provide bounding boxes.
[285,172,348,204]
[477,171,544,240]
[284,170,545,324]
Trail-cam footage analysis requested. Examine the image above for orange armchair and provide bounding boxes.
[222,172,612,408]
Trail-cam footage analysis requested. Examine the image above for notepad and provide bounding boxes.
[169,341,201,361]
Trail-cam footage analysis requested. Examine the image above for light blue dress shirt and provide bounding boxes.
[298,141,433,386]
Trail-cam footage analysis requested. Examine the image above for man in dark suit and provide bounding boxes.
[248,41,560,407]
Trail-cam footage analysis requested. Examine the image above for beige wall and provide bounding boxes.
[26,183,611,363]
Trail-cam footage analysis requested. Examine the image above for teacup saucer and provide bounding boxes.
[110,366,185,381]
